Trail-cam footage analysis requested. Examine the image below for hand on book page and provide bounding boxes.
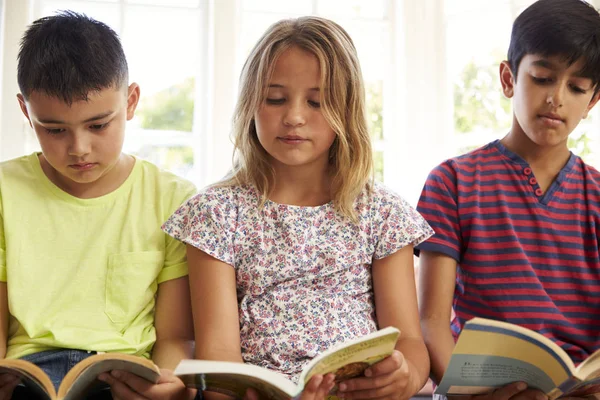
[98,368,196,400]
[446,382,544,400]
[332,350,415,399]
[0,373,20,400]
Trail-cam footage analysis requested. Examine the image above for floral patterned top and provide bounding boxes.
[162,182,433,381]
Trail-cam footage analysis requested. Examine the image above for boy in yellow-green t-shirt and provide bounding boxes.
[0,11,198,400]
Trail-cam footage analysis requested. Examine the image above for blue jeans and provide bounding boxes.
[12,349,112,399]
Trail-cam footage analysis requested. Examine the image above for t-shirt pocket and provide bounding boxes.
[105,251,164,325]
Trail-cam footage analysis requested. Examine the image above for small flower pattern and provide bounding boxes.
[162,182,433,381]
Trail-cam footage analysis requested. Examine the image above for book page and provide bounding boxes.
[59,353,160,400]
[0,359,55,399]
[299,327,400,387]
[436,319,574,396]
[175,360,298,399]
[575,348,600,380]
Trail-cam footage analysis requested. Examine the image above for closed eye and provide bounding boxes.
[570,84,587,94]
[531,76,552,84]
[266,98,285,105]
[44,128,65,135]
[90,123,110,131]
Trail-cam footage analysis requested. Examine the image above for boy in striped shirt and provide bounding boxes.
[416,1,600,399]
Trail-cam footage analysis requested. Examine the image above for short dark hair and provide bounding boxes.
[508,0,600,88]
[17,10,128,104]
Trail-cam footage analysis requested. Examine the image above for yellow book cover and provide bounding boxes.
[175,326,400,400]
[2,353,160,399]
[436,318,600,399]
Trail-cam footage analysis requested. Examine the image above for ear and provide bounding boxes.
[126,83,141,120]
[16,94,33,128]
[499,61,516,99]
[583,89,600,119]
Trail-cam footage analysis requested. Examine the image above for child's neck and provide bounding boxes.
[501,129,571,193]
[268,163,332,207]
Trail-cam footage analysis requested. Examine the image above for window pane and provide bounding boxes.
[317,0,388,20]
[39,1,121,30]
[125,0,200,6]
[242,0,312,14]
[121,5,202,177]
[446,1,520,152]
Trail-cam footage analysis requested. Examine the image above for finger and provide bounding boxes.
[364,351,404,377]
[314,374,335,399]
[244,387,260,400]
[0,374,19,387]
[339,370,399,393]
[301,375,324,400]
[98,372,146,400]
[338,377,400,400]
[508,388,547,400]
[486,382,527,400]
[110,370,156,395]
[0,377,20,400]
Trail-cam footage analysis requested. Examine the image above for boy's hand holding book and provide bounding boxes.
[0,373,20,400]
[98,368,197,400]
[448,382,546,400]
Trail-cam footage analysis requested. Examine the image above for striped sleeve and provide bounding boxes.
[415,162,462,261]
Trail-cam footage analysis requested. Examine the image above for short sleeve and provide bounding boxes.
[157,183,197,284]
[372,186,434,260]
[414,162,462,261]
[162,186,238,267]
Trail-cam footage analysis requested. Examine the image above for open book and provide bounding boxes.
[2,352,160,399]
[175,326,400,400]
[436,318,600,399]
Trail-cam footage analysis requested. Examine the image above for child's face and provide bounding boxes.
[501,54,600,148]
[254,46,337,174]
[17,84,139,193]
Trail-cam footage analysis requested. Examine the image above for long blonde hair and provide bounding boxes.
[222,16,373,220]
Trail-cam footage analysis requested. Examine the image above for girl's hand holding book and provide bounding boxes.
[335,350,415,399]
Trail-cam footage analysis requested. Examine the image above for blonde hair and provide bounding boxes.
[222,16,373,220]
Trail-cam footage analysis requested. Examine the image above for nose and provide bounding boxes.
[547,83,566,108]
[283,100,307,127]
[68,131,92,157]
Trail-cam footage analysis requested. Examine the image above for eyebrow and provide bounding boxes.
[268,84,320,91]
[38,111,115,124]
[531,59,591,79]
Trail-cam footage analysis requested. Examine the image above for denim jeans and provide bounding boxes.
[12,349,112,399]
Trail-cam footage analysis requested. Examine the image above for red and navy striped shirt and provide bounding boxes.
[415,140,600,364]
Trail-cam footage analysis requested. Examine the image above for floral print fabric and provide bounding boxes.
[162,182,433,381]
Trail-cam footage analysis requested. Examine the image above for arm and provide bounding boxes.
[99,277,197,400]
[338,245,430,400]
[417,250,457,385]
[417,249,541,400]
[187,245,242,400]
[152,276,195,369]
[373,245,430,393]
[187,245,242,362]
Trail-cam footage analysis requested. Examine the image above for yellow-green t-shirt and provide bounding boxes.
[0,153,196,359]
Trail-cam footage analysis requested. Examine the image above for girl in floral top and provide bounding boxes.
[163,16,433,400]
